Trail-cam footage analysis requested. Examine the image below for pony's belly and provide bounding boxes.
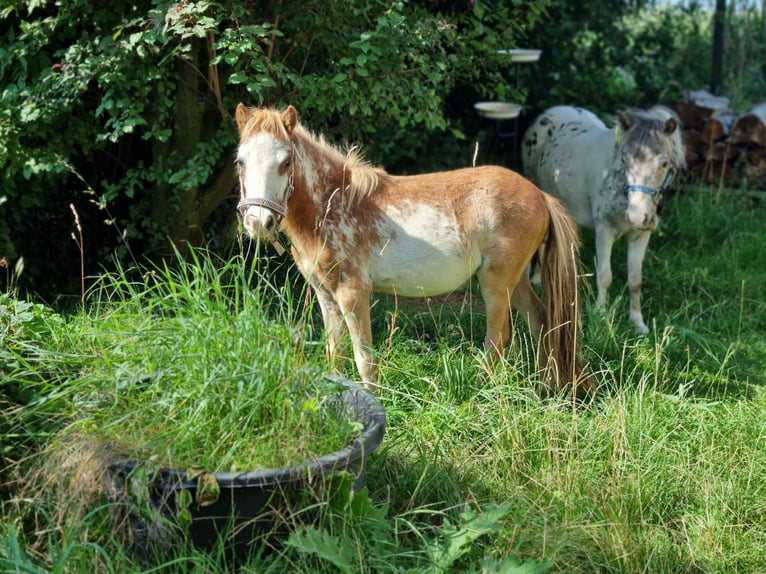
[371,249,480,297]
[369,202,483,297]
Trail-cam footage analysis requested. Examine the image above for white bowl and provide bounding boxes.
[497,49,542,62]
[474,101,521,120]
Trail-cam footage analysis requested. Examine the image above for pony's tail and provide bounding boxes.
[539,194,593,397]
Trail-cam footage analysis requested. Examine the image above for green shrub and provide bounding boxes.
[0,0,545,298]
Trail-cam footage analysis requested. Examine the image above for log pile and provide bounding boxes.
[673,89,766,188]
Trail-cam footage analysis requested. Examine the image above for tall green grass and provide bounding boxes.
[2,185,765,572]
[36,249,354,472]
[369,184,766,572]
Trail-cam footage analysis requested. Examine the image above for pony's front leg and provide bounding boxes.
[335,283,377,391]
[627,230,652,335]
[314,286,347,369]
[594,225,617,310]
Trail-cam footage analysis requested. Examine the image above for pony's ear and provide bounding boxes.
[281,105,299,134]
[663,117,678,135]
[235,103,250,131]
[616,110,633,131]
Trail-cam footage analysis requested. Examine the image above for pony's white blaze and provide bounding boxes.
[238,132,290,238]
[234,103,593,398]
[370,202,481,296]
[523,105,686,335]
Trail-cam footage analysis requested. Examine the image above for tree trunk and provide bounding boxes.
[711,0,726,94]
[700,111,734,144]
[672,89,730,130]
[150,38,203,258]
[150,37,238,259]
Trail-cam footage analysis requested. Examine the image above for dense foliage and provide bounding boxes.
[0,0,547,300]
[1,0,765,301]
[522,0,766,116]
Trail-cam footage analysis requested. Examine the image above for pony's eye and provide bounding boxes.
[661,160,669,169]
[282,158,291,169]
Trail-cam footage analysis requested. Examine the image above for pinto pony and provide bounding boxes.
[522,105,686,334]
[235,104,591,396]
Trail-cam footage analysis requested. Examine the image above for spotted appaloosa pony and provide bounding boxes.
[522,105,685,334]
[235,103,592,396]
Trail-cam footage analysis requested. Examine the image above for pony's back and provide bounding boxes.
[522,106,606,184]
[522,106,611,227]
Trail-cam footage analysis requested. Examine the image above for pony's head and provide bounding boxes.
[616,109,682,230]
[235,103,299,241]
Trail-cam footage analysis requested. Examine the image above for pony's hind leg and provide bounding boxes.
[479,261,555,389]
[478,270,513,356]
[510,274,545,339]
[478,257,536,355]
[511,275,557,391]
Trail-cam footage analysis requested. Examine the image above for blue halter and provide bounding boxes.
[624,170,674,196]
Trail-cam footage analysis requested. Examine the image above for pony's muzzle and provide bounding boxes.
[625,204,656,230]
[624,190,659,230]
[242,207,278,239]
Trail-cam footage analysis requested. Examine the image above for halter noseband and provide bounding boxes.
[237,194,288,218]
[624,169,674,197]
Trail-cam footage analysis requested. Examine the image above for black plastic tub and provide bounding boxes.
[104,375,386,558]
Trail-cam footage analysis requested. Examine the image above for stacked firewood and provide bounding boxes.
[673,89,766,189]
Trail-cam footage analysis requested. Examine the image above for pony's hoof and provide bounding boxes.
[634,322,650,335]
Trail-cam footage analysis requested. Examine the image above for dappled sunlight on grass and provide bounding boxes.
[3,185,765,572]
[367,184,766,572]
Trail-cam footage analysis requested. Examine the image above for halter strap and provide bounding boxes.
[237,144,296,256]
[624,184,658,196]
[237,196,287,217]
[624,169,674,197]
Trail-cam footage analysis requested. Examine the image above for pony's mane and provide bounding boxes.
[302,131,384,207]
[241,107,384,206]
